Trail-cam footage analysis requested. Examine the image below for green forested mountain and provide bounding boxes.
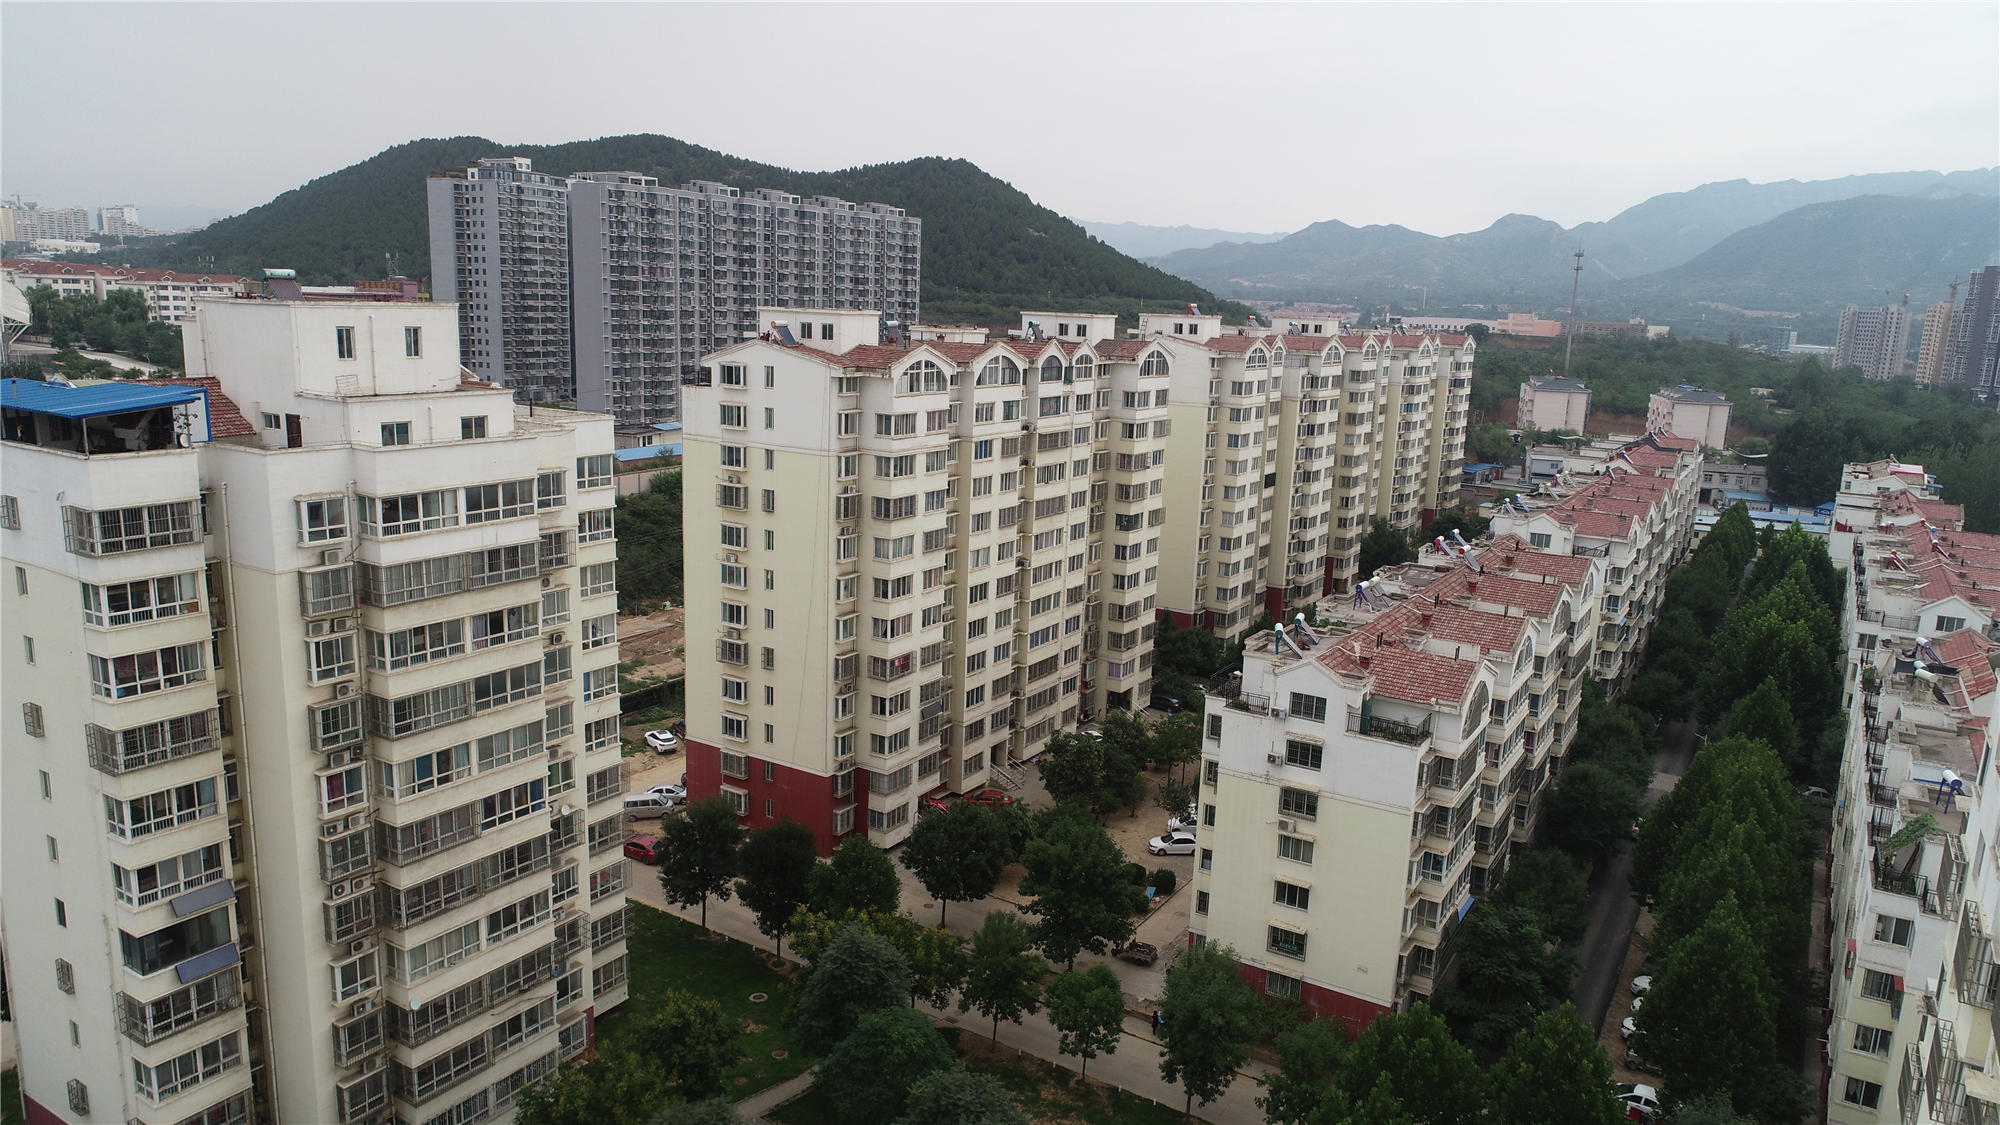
[97,135,1246,325]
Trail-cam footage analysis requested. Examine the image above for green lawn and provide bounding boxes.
[595,902,814,1096]
[772,1034,1188,1125]
[2,1070,21,1125]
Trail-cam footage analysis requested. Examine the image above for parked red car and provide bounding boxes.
[920,795,952,814]
[963,788,1015,807]
[624,835,662,864]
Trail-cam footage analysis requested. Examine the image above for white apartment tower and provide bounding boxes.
[430,160,921,427]
[679,309,1166,853]
[1137,314,1474,639]
[1,296,627,1125]
[1836,304,1913,382]
[1821,461,2000,1123]
[1915,299,1956,387]
[1191,536,1601,1032]
[427,158,576,405]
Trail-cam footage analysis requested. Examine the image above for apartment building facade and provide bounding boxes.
[1822,462,2000,1123]
[1,296,626,1125]
[1517,373,1591,434]
[2,258,248,323]
[1645,385,1731,451]
[1915,300,1956,387]
[1141,312,1473,639]
[1488,434,1701,690]
[1189,535,1601,1031]
[2,203,94,242]
[678,308,1167,852]
[429,159,920,426]
[1943,266,2000,397]
[1835,304,1913,382]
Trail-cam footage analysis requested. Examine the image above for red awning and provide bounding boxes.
[1894,975,1906,991]
[1847,938,1857,953]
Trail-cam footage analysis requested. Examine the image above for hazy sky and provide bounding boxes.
[4,2,1995,237]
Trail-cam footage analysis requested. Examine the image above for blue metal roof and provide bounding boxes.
[1722,489,1769,502]
[613,443,682,463]
[2,378,200,419]
[1462,463,1503,473]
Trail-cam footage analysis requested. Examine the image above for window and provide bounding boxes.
[1851,1024,1892,1056]
[1279,788,1318,820]
[360,489,457,536]
[307,634,358,682]
[63,502,196,556]
[0,494,15,529]
[1859,969,1898,1002]
[1265,970,1302,1000]
[537,470,567,510]
[381,422,411,446]
[1284,739,1323,770]
[580,562,616,597]
[1267,925,1307,959]
[720,404,747,428]
[1843,1079,1882,1109]
[297,497,348,543]
[1937,615,1967,633]
[336,326,356,359]
[463,480,533,524]
[1274,880,1310,909]
[577,456,613,490]
[404,326,422,356]
[460,416,488,440]
[1529,532,1552,549]
[1287,693,1328,723]
[578,509,613,543]
[1873,914,1913,947]
[89,643,206,698]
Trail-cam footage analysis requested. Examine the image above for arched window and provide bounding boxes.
[1245,349,1268,369]
[1140,351,1169,377]
[1074,355,1094,379]
[1040,357,1065,383]
[1462,683,1491,738]
[901,360,947,393]
[976,357,1021,387]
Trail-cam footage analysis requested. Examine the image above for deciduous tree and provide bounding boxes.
[959,911,1045,1044]
[1486,1005,1622,1125]
[636,991,739,1100]
[1536,761,1641,867]
[893,1070,1029,1125]
[808,834,901,919]
[900,802,1010,926]
[1433,906,1577,1062]
[1255,1018,1346,1125]
[658,796,746,928]
[1636,894,1779,1115]
[734,818,818,954]
[1157,941,1262,1119]
[1019,808,1147,967]
[817,1007,957,1122]
[1490,848,1590,946]
[1044,964,1124,1080]
[1338,1005,1484,1125]
[789,922,910,1055]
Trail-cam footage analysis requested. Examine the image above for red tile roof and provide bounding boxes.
[1093,339,1153,359]
[1420,602,1527,654]
[1354,645,1479,706]
[146,376,254,437]
[1935,630,1998,712]
[3,257,246,285]
[1558,509,1635,539]
[1201,335,1278,354]
[835,343,910,369]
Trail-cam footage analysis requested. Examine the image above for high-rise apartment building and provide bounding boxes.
[427,158,576,405]
[1137,313,1473,638]
[679,308,1166,852]
[1915,299,1956,387]
[564,173,920,426]
[1943,266,2000,397]
[1517,373,1591,433]
[1190,534,1602,1029]
[2,296,627,1125]
[2,201,94,242]
[1836,304,1913,382]
[1821,460,2000,1123]
[429,160,921,426]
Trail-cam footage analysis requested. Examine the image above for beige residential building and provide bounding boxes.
[1,296,625,1125]
[1140,312,1473,639]
[1191,534,1600,1031]
[1488,434,1702,689]
[1835,304,1912,382]
[1517,373,1591,433]
[1915,300,1956,387]
[678,309,1167,852]
[1645,385,1731,451]
[3,258,248,323]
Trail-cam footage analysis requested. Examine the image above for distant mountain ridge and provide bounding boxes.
[1152,168,1999,307]
[1076,220,1289,259]
[105,135,1244,324]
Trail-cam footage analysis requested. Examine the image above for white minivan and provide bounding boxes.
[624,792,673,819]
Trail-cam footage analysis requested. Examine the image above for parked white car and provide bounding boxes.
[1147,830,1197,856]
[645,729,680,754]
[1617,1083,1662,1122]
[644,784,687,807]
[1167,804,1199,833]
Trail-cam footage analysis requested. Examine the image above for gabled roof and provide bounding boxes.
[149,377,253,437]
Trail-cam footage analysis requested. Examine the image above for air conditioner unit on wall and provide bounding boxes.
[1266,753,1280,764]
[547,632,566,646]
[321,548,343,566]
[350,998,375,1019]
[1277,818,1296,833]
[334,683,357,700]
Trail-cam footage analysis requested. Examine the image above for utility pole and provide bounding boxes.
[1562,247,1584,380]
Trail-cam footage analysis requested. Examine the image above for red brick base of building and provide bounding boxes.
[1235,962,1394,1039]
[682,736,863,856]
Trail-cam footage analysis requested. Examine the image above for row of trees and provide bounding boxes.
[1624,510,1825,1121]
[23,285,185,367]
[514,991,748,1125]
[615,468,683,613]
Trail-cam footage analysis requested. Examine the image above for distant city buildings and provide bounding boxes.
[3,200,196,243]
[2,257,247,322]
[1646,384,1731,449]
[1516,373,1591,433]
[1835,304,1912,381]
[427,157,921,426]
[1943,266,2000,397]
[1915,299,1955,386]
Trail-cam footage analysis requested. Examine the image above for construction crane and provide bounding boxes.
[1887,287,1911,308]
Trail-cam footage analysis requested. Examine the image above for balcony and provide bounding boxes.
[1874,858,1941,915]
[1207,672,1269,715]
[1353,713,1433,747]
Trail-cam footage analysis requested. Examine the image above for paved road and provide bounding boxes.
[1572,716,1702,1031]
